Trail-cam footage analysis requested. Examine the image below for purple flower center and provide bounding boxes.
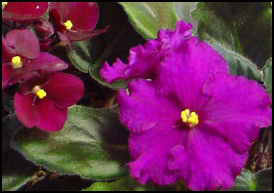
[181,109,199,127]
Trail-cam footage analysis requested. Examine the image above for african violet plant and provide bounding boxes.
[2,2,272,191]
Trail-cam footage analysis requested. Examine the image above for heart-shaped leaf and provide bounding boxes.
[11,105,130,180]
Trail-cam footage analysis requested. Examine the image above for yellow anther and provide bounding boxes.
[32,85,47,99]
[11,56,22,69]
[2,2,8,9]
[64,20,73,30]
[180,109,199,127]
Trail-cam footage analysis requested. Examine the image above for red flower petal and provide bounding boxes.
[5,29,40,59]
[43,72,84,109]
[50,2,99,31]
[14,93,39,128]
[35,98,68,131]
[2,2,48,22]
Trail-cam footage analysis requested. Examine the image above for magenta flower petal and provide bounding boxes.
[14,93,39,128]
[35,98,68,131]
[118,79,180,133]
[50,2,99,32]
[113,21,272,190]
[100,21,193,83]
[5,29,40,59]
[128,126,185,185]
[43,73,84,109]
[168,130,248,190]
[2,2,48,22]
[157,44,229,111]
[201,73,272,152]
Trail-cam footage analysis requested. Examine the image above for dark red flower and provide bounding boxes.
[14,72,85,131]
[2,2,48,22]
[2,29,68,89]
[49,2,108,47]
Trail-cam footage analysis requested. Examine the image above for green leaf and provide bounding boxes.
[229,168,272,191]
[208,39,262,81]
[67,40,94,73]
[2,114,37,191]
[262,58,272,97]
[229,169,256,191]
[192,2,272,66]
[82,175,155,191]
[11,105,130,180]
[255,168,272,191]
[119,2,177,39]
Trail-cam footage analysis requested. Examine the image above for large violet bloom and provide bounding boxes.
[101,21,272,190]
[14,72,84,132]
[2,29,68,89]
[2,2,48,22]
[49,2,108,47]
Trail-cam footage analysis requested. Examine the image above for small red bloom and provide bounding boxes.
[2,2,48,22]
[49,2,108,47]
[14,72,85,132]
[2,29,68,89]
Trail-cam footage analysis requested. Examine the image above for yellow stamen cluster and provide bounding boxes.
[11,56,22,69]
[2,2,8,9]
[32,85,47,99]
[181,109,199,127]
[64,20,73,30]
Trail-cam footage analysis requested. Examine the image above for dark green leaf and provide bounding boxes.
[255,168,272,191]
[11,105,130,180]
[2,114,37,191]
[262,58,272,97]
[209,39,262,81]
[82,175,155,191]
[192,2,272,67]
[119,2,177,39]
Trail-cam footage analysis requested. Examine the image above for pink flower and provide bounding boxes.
[2,29,68,89]
[101,21,272,190]
[49,2,108,47]
[2,2,48,22]
[14,72,85,132]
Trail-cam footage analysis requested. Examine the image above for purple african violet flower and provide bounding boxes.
[2,29,68,89]
[100,21,193,83]
[14,72,85,132]
[2,2,48,22]
[49,2,108,47]
[101,21,272,190]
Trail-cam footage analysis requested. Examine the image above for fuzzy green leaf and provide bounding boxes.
[262,58,272,97]
[11,105,129,180]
